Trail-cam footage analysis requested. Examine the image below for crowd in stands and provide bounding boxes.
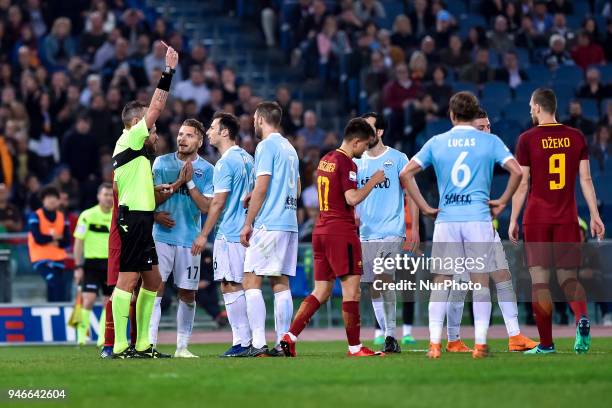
[0,0,611,240]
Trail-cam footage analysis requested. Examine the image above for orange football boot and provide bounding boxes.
[427,342,442,359]
[347,346,385,357]
[508,333,538,352]
[445,339,473,353]
[472,344,490,359]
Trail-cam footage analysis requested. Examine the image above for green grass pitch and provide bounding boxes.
[1,338,611,408]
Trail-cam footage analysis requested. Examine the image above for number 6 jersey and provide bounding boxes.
[515,123,588,225]
[412,125,513,224]
[314,149,359,235]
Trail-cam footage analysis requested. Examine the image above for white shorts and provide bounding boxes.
[431,222,508,275]
[360,236,403,283]
[243,227,298,277]
[155,241,201,290]
[213,238,246,283]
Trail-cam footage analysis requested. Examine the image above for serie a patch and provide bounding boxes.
[349,171,357,181]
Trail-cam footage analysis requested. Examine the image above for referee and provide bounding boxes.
[110,42,178,359]
[73,183,113,346]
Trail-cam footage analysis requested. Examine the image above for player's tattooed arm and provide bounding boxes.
[509,166,530,244]
[145,88,169,129]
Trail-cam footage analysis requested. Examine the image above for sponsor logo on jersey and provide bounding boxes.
[360,176,391,189]
[444,193,472,206]
[285,195,298,210]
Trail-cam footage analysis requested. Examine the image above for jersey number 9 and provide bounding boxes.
[549,153,566,190]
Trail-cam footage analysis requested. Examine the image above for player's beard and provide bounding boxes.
[254,123,263,140]
[531,114,539,126]
[144,138,157,157]
[368,135,380,149]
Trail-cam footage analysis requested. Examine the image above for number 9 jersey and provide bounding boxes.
[412,125,513,224]
[515,123,588,225]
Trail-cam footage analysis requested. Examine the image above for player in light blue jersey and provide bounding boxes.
[149,119,214,358]
[403,92,523,359]
[444,109,538,354]
[192,112,255,357]
[239,102,300,357]
[354,112,419,353]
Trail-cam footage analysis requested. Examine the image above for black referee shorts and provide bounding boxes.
[82,259,113,296]
[117,206,158,273]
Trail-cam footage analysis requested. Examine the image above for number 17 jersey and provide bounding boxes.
[314,149,358,235]
[515,123,588,225]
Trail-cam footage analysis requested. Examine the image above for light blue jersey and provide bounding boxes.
[152,153,214,247]
[412,125,513,223]
[213,146,254,242]
[354,147,410,240]
[253,132,299,232]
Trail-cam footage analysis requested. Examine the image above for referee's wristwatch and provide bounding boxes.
[163,66,175,75]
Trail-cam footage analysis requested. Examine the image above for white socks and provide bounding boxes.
[245,289,267,348]
[273,290,293,345]
[382,290,397,338]
[372,296,386,335]
[473,286,492,345]
[149,296,162,347]
[428,286,449,344]
[223,290,252,347]
[402,324,412,337]
[176,299,196,351]
[496,280,520,337]
[446,288,468,341]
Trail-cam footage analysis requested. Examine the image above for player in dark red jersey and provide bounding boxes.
[280,118,386,357]
[510,88,605,354]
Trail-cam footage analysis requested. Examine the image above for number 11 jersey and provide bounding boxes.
[515,123,588,225]
[412,125,513,224]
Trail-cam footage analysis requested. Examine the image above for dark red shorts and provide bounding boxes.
[523,223,582,269]
[312,233,362,281]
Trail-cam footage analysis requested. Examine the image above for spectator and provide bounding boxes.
[49,170,77,212]
[420,35,440,66]
[496,51,529,89]
[0,133,13,189]
[200,87,224,126]
[603,18,612,62]
[27,186,71,302]
[119,8,150,54]
[87,0,117,34]
[543,34,574,70]
[144,40,166,80]
[563,100,596,137]
[91,27,121,71]
[353,0,386,24]
[439,34,471,70]
[548,13,576,48]
[238,113,254,141]
[234,84,252,116]
[6,5,24,47]
[433,10,454,49]
[316,15,351,82]
[548,0,573,15]
[220,67,238,104]
[174,66,211,111]
[282,100,304,137]
[463,26,488,53]
[24,0,48,39]
[182,43,207,73]
[79,11,107,62]
[0,183,22,232]
[338,0,364,34]
[383,63,423,111]
[577,67,611,101]
[515,15,547,49]
[89,92,115,150]
[532,0,553,35]
[425,66,453,115]
[409,0,434,39]
[582,17,601,45]
[261,3,277,48]
[487,15,515,54]
[504,1,521,33]
[599,100,612,128]
[41,17,76,68]
[101,36,148,89]
[377,28,403,67]
[409,50,428,81]
[298,110,326,147]
[150,17,168,42]
[410,93,442,137]
[571,31,605,71]
[391,14,416,51]
[79,74,102,107]
[362,50,390,111]
[459,48,496,85]
[590,125,611,171]
[297,0,328,46]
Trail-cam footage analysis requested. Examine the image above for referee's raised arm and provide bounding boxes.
[145,43,178,129]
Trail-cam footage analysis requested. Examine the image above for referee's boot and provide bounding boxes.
[383,336,401,353]
[135,345,172,359]
[112,345,139,359]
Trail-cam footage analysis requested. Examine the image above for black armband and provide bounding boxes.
[157,70,173,92]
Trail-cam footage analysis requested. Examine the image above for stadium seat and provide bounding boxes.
[600,98,612,115]
[503,100,530,123]
[479,97,505,121]
[513,82,538,101]
[425,119,452,138]
[596,64,612,80]
[446,1,467,17]
[551,83,577,108]
[565,15,583,29]
[482,81,512,103]
[491,119,522,150]
[524,65,551,86]
[451,81,478,94]
[515,48,531,67]
[553,65,584,86]
[578,99,600,121]
[573,0,592,15]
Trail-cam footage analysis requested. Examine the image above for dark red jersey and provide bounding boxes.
[515,123,588,225]
[313,149,358,235]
